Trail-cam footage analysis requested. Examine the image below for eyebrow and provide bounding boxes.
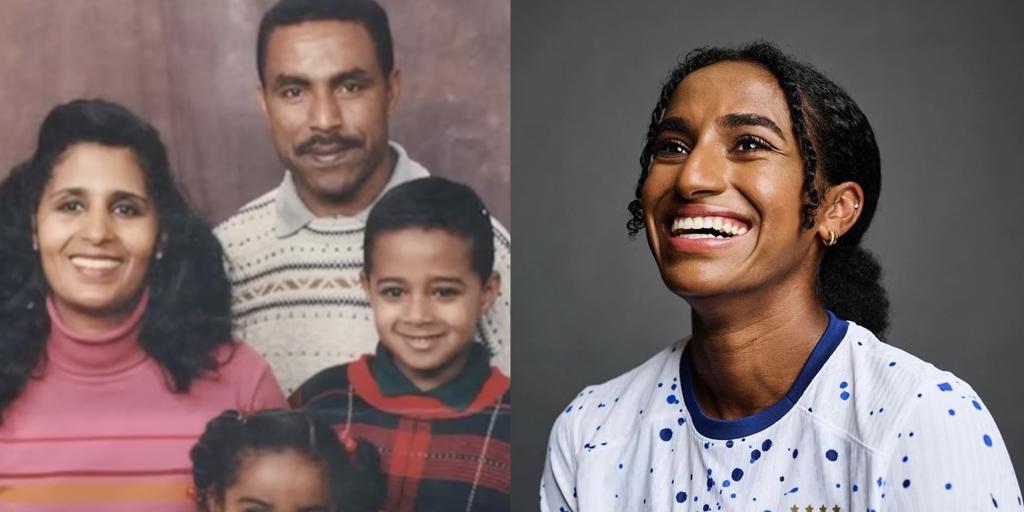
[272,74,311,89]
[237,496,271,508]
[431,277,466,286]
[655,116,694,136]
[272,68,372,90]
[374,276,466,286]
[718,113,785,139]
[47,187,150,204]
[329,68,371,88]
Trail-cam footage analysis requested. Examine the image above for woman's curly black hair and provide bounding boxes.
[627,42,889,335]
[0,98,234,423]
[190,409,384,512]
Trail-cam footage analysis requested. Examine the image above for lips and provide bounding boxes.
[398,332,446,351]
[68,255,123,278]
[662,205,753,253]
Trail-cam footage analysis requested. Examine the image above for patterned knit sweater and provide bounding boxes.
[293,346,511,512]
[215,143,511,394]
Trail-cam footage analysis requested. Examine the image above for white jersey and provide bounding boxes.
[541,313,1021,511]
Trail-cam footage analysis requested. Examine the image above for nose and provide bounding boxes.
[404,293,435,324]
[308,88,342,132]
[81,209,114,244]
[674,142,727,199]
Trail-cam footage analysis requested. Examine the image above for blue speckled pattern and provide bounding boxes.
[540,316,1021,511]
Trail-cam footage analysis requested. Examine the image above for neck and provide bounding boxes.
[52,295,143,336]
[46,291,150,376]
[300,146,395,217]
[686,276,828,420]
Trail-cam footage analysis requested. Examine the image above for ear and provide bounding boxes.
[479,271,501,313]
[360,271,371,296]
[256,83,269,120]
[386,68,401,114]
[816,181,864,244]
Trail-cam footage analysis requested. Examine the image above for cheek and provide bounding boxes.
[442,299,481,334]
[369,299,400,326]
[639,170,671,209]
[268,105,306,138]
[122,223,160,261]
[34,217,71,253]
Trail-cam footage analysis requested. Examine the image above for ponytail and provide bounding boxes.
[819,242,889,336]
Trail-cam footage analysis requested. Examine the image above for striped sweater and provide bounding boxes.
[0,294,287,511]
[215,142,511,394]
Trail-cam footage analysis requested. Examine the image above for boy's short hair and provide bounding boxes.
[364,177,494,282]
[257,0,394,84]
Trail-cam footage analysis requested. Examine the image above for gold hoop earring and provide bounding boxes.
[824,230,838,247]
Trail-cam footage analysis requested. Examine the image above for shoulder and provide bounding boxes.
[810,321,989,451]
[214,188,278,248]
[551,343,683,441]
[490,216,511,250]
[213,341,274,375]
[294,362,353,407]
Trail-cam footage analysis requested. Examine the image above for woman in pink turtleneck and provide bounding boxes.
[0,99,286,511]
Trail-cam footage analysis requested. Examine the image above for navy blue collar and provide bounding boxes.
[679,310,848,440]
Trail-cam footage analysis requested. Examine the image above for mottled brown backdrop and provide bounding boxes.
[0,0,510,227]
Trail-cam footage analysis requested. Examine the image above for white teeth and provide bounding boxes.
[671,216,749,236]
[70,256,121,270]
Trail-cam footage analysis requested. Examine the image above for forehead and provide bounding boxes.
[666,60,792,131]
[47,143,147,195]
[264,20,381,78]
[370,228,474,272]
[231,451,329,504]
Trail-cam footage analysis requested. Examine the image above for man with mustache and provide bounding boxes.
[216,0,511,394]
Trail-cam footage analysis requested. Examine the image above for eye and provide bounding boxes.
[280,86,303,99]
[734,135,774,153]
[57,200,84,213]
[339,81,364,94]
[112,203,141,217]
[379,286,405,299]
[433,287,462,299]
[653,138,690,157]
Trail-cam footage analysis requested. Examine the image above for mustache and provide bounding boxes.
[295,133,362,155]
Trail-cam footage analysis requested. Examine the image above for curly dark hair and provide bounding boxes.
[0,98,234,424]
[190,409,384,512]
[627,42,889,334]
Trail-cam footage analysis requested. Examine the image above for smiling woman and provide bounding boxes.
[540,42,1020,511]
[0,99,286,511]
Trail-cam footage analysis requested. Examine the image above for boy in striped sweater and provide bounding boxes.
[292,176,510,512]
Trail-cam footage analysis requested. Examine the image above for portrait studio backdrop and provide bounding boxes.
[513,0,1024,504]
[0,0,509,227]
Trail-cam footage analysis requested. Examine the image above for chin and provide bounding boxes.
[658,266,739,299]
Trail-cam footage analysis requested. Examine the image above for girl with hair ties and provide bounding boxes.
[190,409,383,512]
[0,99,286,511]
[541,42,1020,511]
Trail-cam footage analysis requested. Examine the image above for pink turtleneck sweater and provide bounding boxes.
[0,294,287,511]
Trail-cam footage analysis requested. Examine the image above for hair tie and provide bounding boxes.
[340,428,357,456]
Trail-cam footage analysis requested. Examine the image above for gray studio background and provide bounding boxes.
[513,0,1024,505]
